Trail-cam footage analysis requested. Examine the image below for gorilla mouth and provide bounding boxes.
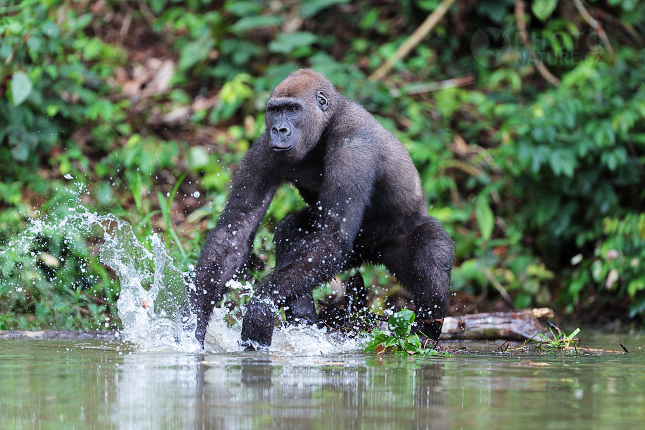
[271,145,293,152]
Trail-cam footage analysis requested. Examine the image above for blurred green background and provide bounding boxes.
[1,0,644,331]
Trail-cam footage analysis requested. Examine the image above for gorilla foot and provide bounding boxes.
[241,299,275,348]
[413,318,444,345]
[194,326,206,347]
[239,340,270,352]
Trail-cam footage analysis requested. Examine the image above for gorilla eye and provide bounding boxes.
[290,106,298,112]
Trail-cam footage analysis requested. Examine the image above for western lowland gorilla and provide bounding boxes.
[191,69,454,349]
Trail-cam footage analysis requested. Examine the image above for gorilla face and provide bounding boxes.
[266,97,303,153]
[266,90,330,161]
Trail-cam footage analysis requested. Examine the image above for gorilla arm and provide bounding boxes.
[240,141,377,347]
[192,139,278,345]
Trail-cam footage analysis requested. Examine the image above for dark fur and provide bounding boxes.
[191,69,454,348]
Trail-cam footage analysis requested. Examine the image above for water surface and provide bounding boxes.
[1,332,643,430]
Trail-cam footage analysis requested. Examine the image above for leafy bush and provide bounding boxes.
[568,213,645,317]
[495,49,645,312]
[364,309,444,356]
[0,189,116,330]
[504,51,644,247]
[0,1,125,185]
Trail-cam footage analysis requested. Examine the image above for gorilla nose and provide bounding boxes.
[272,124,291,136]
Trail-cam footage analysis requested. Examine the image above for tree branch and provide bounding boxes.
[368,0,457,82]
[572,0,616,62]
[515,0,560,87]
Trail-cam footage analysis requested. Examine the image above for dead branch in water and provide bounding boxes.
[440,308,554,341]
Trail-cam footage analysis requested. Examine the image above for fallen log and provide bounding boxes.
[440,308,554,341]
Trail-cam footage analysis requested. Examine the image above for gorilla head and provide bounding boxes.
[266,70,335,160]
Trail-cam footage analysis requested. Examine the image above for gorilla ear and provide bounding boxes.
[316,91,329,111]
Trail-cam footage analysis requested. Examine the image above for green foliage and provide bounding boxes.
[209,74,255,124]
[0,0,125,189]
[0,192,117,331]
[567,214,645,317]
[10,71,33,106]
[300,0,350,18]
[157,173,189,263]
[475,194,495,242]
[364,310,446,356]
[524,327,581,353]
[269,32,319,55]
[531,0,559,22]
[493,50,644,314]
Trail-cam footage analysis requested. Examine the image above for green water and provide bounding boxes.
[1,333,643,430]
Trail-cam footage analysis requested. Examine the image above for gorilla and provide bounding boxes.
[191,69,454,349]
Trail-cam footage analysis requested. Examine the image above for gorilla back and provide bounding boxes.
[192,69,454,349]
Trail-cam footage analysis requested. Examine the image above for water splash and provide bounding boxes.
[98,220,200,352]
[203,280,362,355]
[0,192,198,351]
[1,188,362,355]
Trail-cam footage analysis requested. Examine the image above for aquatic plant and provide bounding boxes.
[364,309,447,356]
[524,326,581,353]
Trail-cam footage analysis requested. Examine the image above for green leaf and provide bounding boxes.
[416,0,440,11]
[593,122,616,147]
[300,0,349,18]
[364,329,389,351]
[548,149,576,177]
[268,32,318,54]
[10,71,32,106]
[26,34,43,54]
[359,9,379,30]
[225,1,263,16]
[531,0,558,21]
[600,147,627,171]
[0,43,13,62]
[188,146,210,170]
[148,0,169,14]
[178,36,215,71]
[41,21,59,38]
[46,105,59,117]
[86,99,118,121]
[10,142,30,162]
[231,16,283,32]
[387,309,415,338]
[627,279,645,297]
[475,194,494,241]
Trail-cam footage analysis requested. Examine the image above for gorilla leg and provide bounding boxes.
[273,209,320,325]
[241,209,323,348]
[378,217,454,342]
[241,207,359,348]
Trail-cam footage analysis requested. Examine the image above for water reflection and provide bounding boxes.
[2,335,643,430]
[114,353,448,430]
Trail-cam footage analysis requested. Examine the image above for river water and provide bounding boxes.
[1,331,643,430]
